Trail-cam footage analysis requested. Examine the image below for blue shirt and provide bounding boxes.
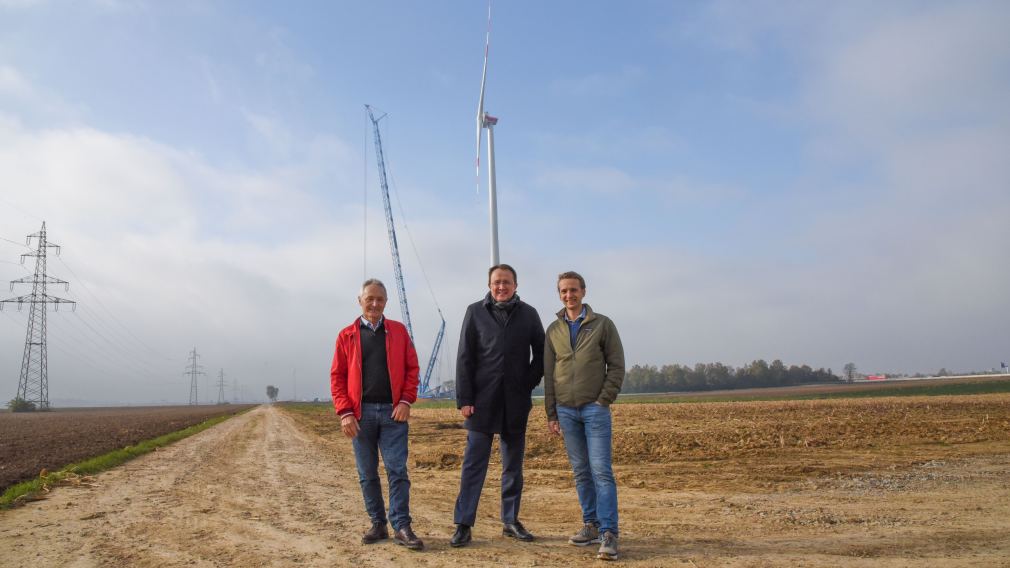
[360,315,384,332]
[564,306,586,349]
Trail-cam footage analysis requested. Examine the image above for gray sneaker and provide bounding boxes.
[597,531,618,561]
[568,523,600,546]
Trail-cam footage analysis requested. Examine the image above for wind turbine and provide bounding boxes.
[476,1,500,267]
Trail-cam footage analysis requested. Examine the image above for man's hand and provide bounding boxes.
[340,414,359,438]
[391,402,411,422]
[460,405,475,418]
[548,420,562,436]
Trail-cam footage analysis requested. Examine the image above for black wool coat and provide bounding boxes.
[455,294,546,434]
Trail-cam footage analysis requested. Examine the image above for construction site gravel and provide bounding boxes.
[2,395,1009,567]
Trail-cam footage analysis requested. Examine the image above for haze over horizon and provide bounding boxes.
[2,1,1008,405]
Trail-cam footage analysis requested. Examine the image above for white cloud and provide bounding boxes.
[549,65,645,97]
[535,166,636,195]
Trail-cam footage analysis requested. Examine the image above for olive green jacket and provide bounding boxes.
[544,304,625,421]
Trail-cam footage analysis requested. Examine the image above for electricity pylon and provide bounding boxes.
[216,369,226,405]
[184,348,205,405]
[1,222,76,410]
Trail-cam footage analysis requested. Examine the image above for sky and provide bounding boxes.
[1,0,1008,405]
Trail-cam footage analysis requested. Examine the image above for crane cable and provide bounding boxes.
[381,118,444,315]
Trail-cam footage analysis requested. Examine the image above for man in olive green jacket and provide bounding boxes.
[544,271,624,561]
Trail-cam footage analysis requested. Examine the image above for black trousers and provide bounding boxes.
[453,428,526,526]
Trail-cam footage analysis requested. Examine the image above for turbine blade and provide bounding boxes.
[476,1,491,193]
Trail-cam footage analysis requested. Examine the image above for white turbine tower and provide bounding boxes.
[476,1,500,267]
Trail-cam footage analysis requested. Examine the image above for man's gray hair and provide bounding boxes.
[359,278,388,298]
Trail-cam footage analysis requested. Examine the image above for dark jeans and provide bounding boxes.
[352,402,411,530]
[557,403,618,535]
[453,429,526,526]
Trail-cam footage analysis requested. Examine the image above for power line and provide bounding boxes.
[0,222,76,410]
[54,255,175,362]
[0,235,30,247]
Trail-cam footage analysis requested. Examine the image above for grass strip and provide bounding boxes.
[0,412,239,509]
[280,379,1010,415]
[615,379,1010,404]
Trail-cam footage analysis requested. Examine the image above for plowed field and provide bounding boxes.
[0,405,255,489]
[1,396,1009,566]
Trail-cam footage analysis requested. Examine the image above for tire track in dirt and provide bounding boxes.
[0,405,426,567]
[4,403,1010,567]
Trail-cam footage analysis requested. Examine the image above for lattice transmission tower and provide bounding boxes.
[184,348,205,405]
[216,368,226,405]
[1,222,76,410]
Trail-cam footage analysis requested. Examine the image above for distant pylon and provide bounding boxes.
[1,222,76,410]
[184,348,205,405]
[216,369,226,405]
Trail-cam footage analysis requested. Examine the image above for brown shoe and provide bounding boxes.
[393,525,424,551]
[362,522,388,544]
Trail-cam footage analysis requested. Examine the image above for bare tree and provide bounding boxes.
[843,362,857,383]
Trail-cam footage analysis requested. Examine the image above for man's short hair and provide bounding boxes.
[557,271,586,290]
[488,263,518,285]
[359,278,388,298]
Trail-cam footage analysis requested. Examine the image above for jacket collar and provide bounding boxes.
[557,303,595,324]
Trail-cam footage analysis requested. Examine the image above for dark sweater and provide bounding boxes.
[360,320,392,404]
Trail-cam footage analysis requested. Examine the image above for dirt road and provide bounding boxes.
[2,403,1009,567]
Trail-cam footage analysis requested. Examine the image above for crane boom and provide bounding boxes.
[418,314,445,395]
[366,105,413,341]
[365,105,446,397]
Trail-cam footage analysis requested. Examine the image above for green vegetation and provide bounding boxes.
[278,401,330,414]
[285,380,1010,413]
[623,360,839,393]
[613,378,1010,404]
[792,380,1010,400]
[412,398,457,409]
[7,398,37,412]
[1,412,239,509]
[279,399,458,413]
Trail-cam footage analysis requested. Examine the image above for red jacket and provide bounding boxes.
[330,317,420,419]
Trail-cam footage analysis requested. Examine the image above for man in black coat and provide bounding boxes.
[450,264,545,547]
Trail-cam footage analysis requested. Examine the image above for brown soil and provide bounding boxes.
[2,397,1009,567]
[0,405,256,489]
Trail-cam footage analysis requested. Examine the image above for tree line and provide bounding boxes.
[621,360,838,393]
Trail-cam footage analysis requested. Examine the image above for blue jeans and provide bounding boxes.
[352,402,411,530]
[557,403,618,535]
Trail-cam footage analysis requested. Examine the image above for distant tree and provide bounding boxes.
[266,385,279,402]
[7,398,36,412]
[936,368,950,377]
[843,362,858,383]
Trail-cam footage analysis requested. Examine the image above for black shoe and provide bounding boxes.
[450,524,472,547]
[394,525,424,551]
[502,521,534,542]
[361,521,388,544]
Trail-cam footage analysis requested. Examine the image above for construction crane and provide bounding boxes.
[365,104,446,397]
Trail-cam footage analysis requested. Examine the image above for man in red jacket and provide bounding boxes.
[331,278,423,550]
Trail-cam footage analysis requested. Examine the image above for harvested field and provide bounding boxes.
[0,405,255,489]
[1,395,1008,566]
